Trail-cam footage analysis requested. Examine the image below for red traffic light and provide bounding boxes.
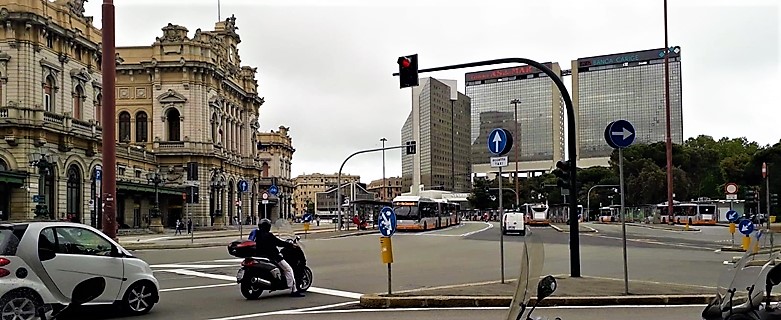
[398,57,411,68]
[556,160,569,171]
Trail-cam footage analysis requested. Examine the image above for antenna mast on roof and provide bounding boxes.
[218,0,221,21]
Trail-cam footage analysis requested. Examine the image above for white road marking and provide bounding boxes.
[460,221,494,237]
[160,283,235,292]
[206,301,359,320]
[160,269,363,299]
[151,264,236,269]
[584,233,716,251]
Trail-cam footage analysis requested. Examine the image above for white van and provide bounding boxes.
[502,210,526,235]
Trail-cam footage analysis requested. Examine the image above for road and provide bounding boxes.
[59,221,730,319]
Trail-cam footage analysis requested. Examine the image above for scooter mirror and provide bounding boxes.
[767,264,781,286]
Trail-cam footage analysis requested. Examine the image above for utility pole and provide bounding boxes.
[101,0,117,239]
[381,138,387,201]
[511,99,521,209]
[663,0,675,226]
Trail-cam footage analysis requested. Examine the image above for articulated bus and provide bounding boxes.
[658,202,718,225]
[523,203,550,226]
[392,196,460,231]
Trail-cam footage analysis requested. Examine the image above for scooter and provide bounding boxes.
[38,277,106,320]
[228,235,313,300]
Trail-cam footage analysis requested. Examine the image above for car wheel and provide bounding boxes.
[0,290,42,320]
[240,281,263,300]
[298,267,313,292]
[122,281,157,315]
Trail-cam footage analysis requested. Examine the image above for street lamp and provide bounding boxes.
[146,170,166,219]
[210,167,226,220]
[380,137,387,201]
[29,152,57,219]
[586,184,620,221]
[510,98,521,209]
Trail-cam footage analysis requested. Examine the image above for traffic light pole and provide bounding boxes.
[395,57,581,277]
[337,145,407,233]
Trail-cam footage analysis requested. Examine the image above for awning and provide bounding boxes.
[117,181,185,196]
[0,171,27,185]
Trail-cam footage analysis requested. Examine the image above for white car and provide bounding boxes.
[0,222,159,319]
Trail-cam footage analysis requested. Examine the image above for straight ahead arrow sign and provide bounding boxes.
[492,132,502,152]
[611,128,633,140]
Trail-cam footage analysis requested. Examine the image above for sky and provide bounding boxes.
[82,0,780,184]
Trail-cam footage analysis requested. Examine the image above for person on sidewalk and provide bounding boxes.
[253,219,304,297]
[175,219,183,236]
[187,218,193,234]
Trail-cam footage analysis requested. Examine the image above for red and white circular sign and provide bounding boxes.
[262,193,269,200]
[725,183,738,194]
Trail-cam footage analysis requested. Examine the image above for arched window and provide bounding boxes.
[211,114,219,143]
[118,111,131,142]
[66,165,82,222]
[44,76,55,112]
[261,162,269,178]
[227,182,234,224]
[0,159,7,171]
[73,85,84,120]
[95,93,102,125]
[135,111,148,142]
[166,108,181,141]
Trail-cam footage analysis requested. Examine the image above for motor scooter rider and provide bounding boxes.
[253,219,305,297]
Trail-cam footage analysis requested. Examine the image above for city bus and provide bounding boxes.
[658,202,718,225]
[598,205,620,223]
[392,196,458,231]
[523,203,550,226]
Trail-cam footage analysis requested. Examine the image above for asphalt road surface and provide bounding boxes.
[59,221,729,319]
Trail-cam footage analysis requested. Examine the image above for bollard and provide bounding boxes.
[742,235,751,251]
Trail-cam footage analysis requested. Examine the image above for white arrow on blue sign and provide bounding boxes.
[605,120,636,149]
[738,219,755,235]
[378,206,397,237]
[238,180,249,193]
[269,185,279,196]
[303,213,313,222]
[487,128,513,156]
[95,166,102,181]
[726,210,740,222]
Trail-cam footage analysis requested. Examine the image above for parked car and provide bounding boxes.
[0,222,159,319]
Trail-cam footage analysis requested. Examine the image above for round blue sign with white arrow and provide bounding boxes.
[303,213,313,222]
[487,128,513,156]
[238,180,249,193]
[269,184,279,196]
[605,120,636,149]
[726,210,740,223]
[738,219,755,235]
[378,206,397,237]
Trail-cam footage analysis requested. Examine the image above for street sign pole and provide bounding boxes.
[378,207,397,296]
[619,147,629,295]
[498,166,505,284]
[487,128,512,285]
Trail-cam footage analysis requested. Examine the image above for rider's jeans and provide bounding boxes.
[278,259,296,292]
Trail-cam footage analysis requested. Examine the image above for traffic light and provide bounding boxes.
[745,189,756,202]
[405,141,417,155]
[772,193,779,207]
[186,186,199,204]
[553,160,571,189]
[186,162,199,181]
[397,54,419,88]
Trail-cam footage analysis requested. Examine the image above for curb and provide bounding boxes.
[358,294,714,308]
[123,241,227,251]
[550,225,597,233]
[119,228,334,242]
[329,230,377,238]
[628,223,700,232]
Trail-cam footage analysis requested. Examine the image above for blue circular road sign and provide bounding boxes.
[605,120,636,149]
[487,128,513,156]
[303,213,313,222]
[738,219,755,235]
[269,185,279,196]
[726,210,740,223]
[378,206,397,237]
[238,180,249,193]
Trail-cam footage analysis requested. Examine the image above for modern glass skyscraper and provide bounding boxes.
[465,64,565,176]
[572,48,683,167]
[401,78,471,193]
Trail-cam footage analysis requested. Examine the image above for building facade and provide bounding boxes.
[314,182,374,215]
[255,126,295,220]
[401,78,471,194]
[0,1,292,230]
[367,176,402,202]
[292,173,360,216]
[465,64,565,176]
[572,48,683,167]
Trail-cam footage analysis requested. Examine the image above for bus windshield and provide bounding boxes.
[393,205,419,219]
[531,206,547,213]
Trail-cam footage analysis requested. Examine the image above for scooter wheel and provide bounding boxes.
[241,282,263,300]
[726,313,761,320]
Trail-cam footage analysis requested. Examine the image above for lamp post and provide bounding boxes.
[146,170,166,233]
[510,99,521,210]
[587,184,620,222]
[210,167,226,227]
[450,99,456,192]
[29,152,56,220]
[380,138,387,201]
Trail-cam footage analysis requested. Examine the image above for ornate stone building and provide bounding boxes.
[367,176,403,202]
[0,0,289,230]
[255,126,295,220]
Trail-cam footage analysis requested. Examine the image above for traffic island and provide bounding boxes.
[628,223,700,232]
[359,276,717,308]
[550,224,597,233]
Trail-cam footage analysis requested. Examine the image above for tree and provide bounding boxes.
[305,199,314,214]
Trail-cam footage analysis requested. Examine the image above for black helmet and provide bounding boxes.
[258,219,272,233]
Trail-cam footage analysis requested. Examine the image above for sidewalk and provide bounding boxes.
[360,275,719,308]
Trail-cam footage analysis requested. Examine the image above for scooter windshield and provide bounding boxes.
[506,227,544,320]
[716,231,779,316]
[273,219,297,242]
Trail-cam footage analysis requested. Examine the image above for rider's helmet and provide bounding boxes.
[258,219,272,233]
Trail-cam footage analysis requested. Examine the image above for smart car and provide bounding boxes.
[0,222,159,319]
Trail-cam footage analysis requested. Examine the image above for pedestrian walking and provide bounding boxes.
[175,219,183,235]
[187,218,193,234]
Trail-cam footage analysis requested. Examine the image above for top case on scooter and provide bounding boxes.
[228,240,256,258]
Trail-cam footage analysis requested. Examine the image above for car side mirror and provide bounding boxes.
[537,275,558,301]
[71,277,106,306]
[38,247,56,261]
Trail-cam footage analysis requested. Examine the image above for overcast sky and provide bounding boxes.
[83,0,780,184]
